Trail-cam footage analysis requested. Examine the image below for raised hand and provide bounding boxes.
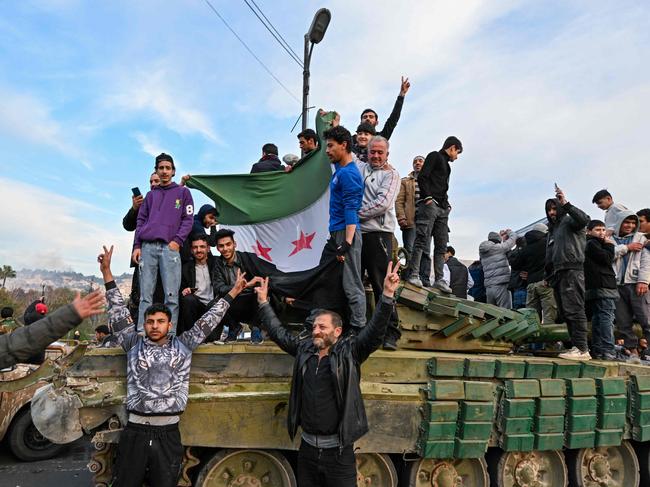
[227,269,247,299]
[98,245,114,282]
[255,277,270,304]
[72,290,105,320]
[400,76,411,96]
[383,261,401,298]
[132,195,144,210]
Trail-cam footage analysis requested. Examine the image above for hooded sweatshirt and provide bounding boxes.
[544,198,590,274]
[509,230,547,284]
[479,230,517,287]
[355,161,400,233]
[134,182,194,249]
[612,210,650,285]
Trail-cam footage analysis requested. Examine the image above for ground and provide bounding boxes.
[0,436,93,486]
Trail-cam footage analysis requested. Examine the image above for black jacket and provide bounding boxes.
[212,251,251,298]
[377,95,404,140]
[250,155,284,174]
[447,257,469,299]
[123,207,138,232]
[417,150,451,207]
[584,236,617,292]
[181,256,216,290]
[508,246,528,290]
[257,295,394,447]
[510,230,547,284]
[545,199,590,275]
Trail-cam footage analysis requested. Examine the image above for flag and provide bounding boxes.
[187,113,335,271]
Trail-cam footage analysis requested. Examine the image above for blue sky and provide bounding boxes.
[1,0,649,275]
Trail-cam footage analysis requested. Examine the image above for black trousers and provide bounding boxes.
[111,422,184,487]
[552,269,589,352]
[178,293,208,336]
[361,232,401,342]
[222,293,260,337]
[296,441,356,487]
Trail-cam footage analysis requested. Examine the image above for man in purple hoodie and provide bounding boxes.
[132,153,194,332]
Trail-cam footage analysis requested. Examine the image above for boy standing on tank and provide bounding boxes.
[584,220,619,360]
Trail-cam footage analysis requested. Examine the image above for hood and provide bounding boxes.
[545,198,566,226]
[153,182,179,191]
[487,231,501,243]
[613,209,639,237]
[525,229,547,244]
[196,204,219,224]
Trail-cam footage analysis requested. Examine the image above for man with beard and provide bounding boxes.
[297,128,318,156]
[359,76,411,140]
[254,262,400,487]
[322,125,366,330]
[178,234,216,335]
[98,245,246,487]
[545,186,591,360]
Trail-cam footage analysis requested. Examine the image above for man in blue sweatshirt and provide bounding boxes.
[323,125,366,330]
[132,153,194,332]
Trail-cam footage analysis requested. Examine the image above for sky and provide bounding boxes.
[1,0,649,275]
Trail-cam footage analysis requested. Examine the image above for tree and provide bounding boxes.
[0,265,17,288]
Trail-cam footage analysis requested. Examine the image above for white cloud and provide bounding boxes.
[0,177,134,275]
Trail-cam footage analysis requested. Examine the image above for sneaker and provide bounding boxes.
[433,279,453,294]
[382,340,398,351]
[558,347,591,361]
[407,277,423,287]
[251,328,264,345]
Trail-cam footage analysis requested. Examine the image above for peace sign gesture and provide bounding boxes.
[383,261,401,297]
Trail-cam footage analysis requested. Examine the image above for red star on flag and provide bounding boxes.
[253,240,273,261]
[289,230,316,257]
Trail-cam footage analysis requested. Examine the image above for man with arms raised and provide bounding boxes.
[254,262,400,487]
[98,245,246,487]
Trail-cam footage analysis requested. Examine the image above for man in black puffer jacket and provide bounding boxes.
[545,187,591,360]
[254,263,399,487]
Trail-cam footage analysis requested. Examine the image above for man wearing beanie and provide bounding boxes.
[479,229,518,308]
[404,136,463,293]
[359,76,410,140]
[132,153,194,333]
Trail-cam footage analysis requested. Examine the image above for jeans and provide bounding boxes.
[402,227,432,285]
[512,288,528,309]
[138,241,182,333]
[588,297,616,358]
[296,441,356,487]
[406,202,449,283]
[526,281,558,324]
[552,269,588,352]
[330,229,366,329]
[615,283,650,349]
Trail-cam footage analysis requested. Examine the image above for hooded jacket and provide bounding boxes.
[544,199,590,274]
[250,154,284,173]
[355,161,400,233]
[181,204,219,263]
[584,235,618,300]
[612,210,650,285]
[134,182,194,249]
[479,230,517,287]
[509,230,548,284]
[257,295,393,448]
[395,171,417,229]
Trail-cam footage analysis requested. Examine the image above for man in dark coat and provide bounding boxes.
[250,143,287,173]
[254,262,399,487]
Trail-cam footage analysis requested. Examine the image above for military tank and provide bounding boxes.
[4,281,648,487]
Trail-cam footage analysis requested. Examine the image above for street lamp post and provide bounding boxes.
[302,8,331,132]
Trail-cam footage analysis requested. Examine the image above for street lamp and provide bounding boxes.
[302,8,331,132]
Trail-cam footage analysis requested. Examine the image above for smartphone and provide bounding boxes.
[554,182,559,192]
[132,187,142,197]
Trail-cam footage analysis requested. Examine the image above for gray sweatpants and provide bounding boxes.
[486,284,512,309]
[331,229,366,329]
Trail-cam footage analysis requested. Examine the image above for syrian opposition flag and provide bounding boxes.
[187,114,335,272]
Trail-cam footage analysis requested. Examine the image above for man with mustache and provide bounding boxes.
[254,262,400,487]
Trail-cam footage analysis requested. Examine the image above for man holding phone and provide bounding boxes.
[178,234,216,335]
[132,153,194,332]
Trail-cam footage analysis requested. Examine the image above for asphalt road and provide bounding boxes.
[0,436,94,487]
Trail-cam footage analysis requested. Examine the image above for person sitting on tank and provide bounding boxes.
[96,244,247,487]
[212,228,266,343]
[0,292,104,370]
[252,261,399,487]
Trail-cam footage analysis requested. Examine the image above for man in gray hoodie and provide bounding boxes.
[356,135,401,349]
[479,229,517,308]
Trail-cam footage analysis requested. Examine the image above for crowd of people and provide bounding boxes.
[1,74,649,487]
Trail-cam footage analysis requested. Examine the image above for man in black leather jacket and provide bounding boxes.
[254,262,400,487]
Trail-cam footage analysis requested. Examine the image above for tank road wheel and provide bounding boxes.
[356,453,398,486]
[566,441,640,487]
[194,449,296,487]
[490,450,567,487]
[405,457,489,486]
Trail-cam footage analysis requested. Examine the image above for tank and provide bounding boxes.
[4,281,647,487]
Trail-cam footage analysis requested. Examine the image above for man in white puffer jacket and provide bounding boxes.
[355,135,401,349]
